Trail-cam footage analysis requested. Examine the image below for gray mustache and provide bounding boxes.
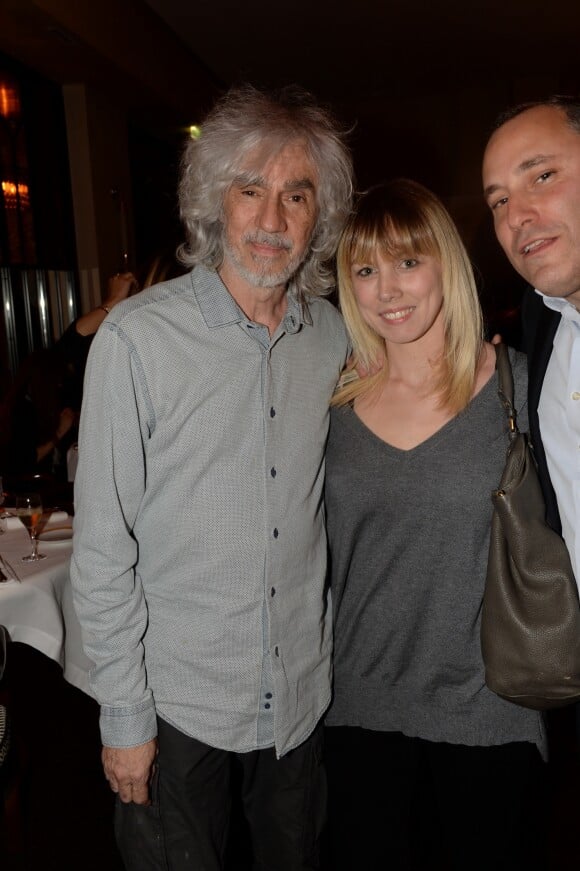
[244,232,293,251]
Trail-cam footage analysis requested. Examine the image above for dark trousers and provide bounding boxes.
[324,726,546,871]
[116,717,326,871]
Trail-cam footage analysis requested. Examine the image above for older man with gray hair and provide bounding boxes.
[71,84,353,870]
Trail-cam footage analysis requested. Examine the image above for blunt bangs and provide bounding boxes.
[341,185,439,270]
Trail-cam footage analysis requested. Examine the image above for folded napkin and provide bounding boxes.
[0,554,19,584]
[1,515,23,532]
[44,510,70,526]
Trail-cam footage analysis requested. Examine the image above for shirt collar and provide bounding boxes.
[535,287,580,320]
[192,265,312,332]
[283,288,312,333]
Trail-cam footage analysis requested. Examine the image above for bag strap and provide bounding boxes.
[0,625,8,682]
[494,343,518,438]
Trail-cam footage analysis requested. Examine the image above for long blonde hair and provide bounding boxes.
[332,179,484,413]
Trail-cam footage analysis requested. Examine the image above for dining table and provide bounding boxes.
[0,511,94,697]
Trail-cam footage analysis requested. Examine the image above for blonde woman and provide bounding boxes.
[323,180,546,870]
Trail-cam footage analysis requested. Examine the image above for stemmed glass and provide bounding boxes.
[15,492,46,562]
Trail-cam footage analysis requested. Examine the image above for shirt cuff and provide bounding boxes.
[99,696,157,748]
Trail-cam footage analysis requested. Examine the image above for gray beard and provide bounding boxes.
[222,236,305,289]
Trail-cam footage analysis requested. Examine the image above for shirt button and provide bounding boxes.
[270,407,276,418]
[265,692,272,699]
[270,467,277,478]
[572,392,580,401]
[264,703,271,709]
[274,646,279,656]
[271,587,276,597]
[273,528,279,539]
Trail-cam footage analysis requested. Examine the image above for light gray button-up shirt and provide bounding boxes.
[71,265,349,757]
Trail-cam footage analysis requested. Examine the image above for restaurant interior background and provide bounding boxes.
[1,0,580,381]
[2,3,580,869]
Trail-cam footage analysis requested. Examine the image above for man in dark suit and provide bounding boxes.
[482,96,580,580]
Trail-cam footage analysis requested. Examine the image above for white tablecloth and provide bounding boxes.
[0,518,94,696]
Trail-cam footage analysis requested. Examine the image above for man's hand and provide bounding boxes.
[102,738,158,805]
[350,352,384,379]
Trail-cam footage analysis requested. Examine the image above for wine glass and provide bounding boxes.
[15,492,46,562]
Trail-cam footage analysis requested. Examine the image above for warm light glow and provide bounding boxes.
[1,180,30,208]
[0,83,20,119]
[189,124,202,140]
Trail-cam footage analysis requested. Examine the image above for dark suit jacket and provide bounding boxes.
[520,288,562,533]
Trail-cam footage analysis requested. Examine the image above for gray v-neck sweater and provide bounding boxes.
[325,349,546,755]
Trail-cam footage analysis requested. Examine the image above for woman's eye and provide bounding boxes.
[400,258,418,269]
[355,266,374,277]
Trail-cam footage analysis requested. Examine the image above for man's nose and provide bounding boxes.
[506,192,536,231]
[257,194,287,233]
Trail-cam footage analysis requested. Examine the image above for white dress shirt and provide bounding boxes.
[538,291,580,587]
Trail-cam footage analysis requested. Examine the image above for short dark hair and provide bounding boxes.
[493,95,580,134]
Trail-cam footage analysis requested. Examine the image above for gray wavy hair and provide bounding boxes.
[177,84,353,298]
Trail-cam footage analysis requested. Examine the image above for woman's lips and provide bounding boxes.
[380,307,414,322]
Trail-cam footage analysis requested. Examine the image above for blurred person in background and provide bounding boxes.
[0,272,138,485]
